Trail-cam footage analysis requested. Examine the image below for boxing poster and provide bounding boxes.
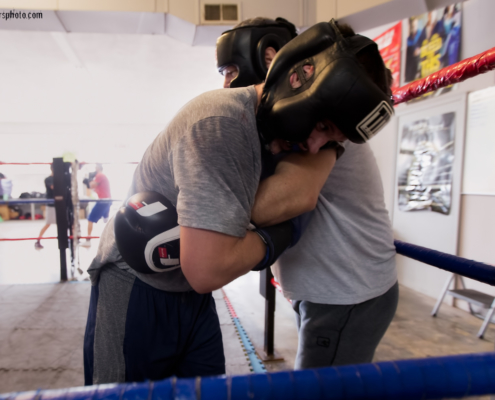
[405,3,462,99]
[374,22,401,93]
[397,112,455,215]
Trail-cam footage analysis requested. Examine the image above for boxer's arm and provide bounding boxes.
[90,173,103,189]
[89,176,99,189]
[251,147,337,227]
[180,226,266,294]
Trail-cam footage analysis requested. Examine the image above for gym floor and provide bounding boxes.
[0,219,494,396]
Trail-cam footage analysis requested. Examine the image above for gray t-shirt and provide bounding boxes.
[272,142,397,305]
[88,86,261,291]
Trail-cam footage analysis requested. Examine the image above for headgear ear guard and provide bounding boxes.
[216,17,297,88]
[256,19,394,144]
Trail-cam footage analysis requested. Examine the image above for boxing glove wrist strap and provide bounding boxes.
[251,220,293,271]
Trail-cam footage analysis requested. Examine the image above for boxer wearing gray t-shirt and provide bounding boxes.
[84,86,262,384]
[87,86,261,291]
[217,17,398,370]
[273,142,398,368]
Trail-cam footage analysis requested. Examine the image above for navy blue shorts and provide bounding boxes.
[84,265,225,384]
[88,202,111,223]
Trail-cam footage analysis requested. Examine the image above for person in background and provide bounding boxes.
[35,164,55,250]
[0,172,13,221]
[406,16,422,82]
[0,172,13,200]
[441,5,461,67]
[81,164,111,248]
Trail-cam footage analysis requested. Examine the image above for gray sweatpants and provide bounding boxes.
[292,281,399,369]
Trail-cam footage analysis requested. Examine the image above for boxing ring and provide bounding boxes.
[0,160,127,281]
[0,46,495,399]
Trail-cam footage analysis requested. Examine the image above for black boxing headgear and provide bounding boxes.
[216,17,297,88]
[256,19,394,144]
[114,192,180,274]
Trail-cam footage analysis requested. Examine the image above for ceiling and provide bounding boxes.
[0,0,463,46]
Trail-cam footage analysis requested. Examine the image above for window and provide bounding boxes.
[221,4,237,21]
[204,5,221,21]
[203,3,239,23]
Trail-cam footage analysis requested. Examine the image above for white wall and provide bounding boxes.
[0,29,224,200]
[437,0,495,308]
[0,30,223,126]
[1,0,495,305]
[455,0,495,308]
[364,0,495,303]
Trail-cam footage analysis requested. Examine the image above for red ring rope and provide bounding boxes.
[0,162,52,165]
[0,161,138,165]
[393,46,495,105]
[0,236,100,241]
[222,289,238,318]
[270,278,292,304]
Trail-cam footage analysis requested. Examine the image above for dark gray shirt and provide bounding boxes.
[88,86,261,291]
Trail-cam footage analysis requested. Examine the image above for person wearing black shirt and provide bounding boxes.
[35,164,56,250]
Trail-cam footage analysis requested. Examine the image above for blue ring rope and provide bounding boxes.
[394,240,495,286]
[2,352,495,400]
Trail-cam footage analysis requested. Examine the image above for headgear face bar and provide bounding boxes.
[216,18,297,88]
[256,19,394,144]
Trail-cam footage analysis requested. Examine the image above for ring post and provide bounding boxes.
[259,268,283,361]
[52,157,69,282]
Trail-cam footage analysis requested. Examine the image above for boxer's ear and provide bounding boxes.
[264,47,277,69]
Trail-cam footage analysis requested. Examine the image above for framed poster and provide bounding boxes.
[404,3,462,100]
[397,112,455,215]
[374,21,402,93]
[392,95,466,299]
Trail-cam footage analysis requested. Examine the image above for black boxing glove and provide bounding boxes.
[251,220,293,271]
[114,191,180,274]
[251,211,313,271]
[82,178,90,189]
[289,211,314,246]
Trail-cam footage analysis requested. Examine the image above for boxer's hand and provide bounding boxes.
[320,141,346,159]
[251,220,293,271]
[286,140,346,160]
[250,211,313,271]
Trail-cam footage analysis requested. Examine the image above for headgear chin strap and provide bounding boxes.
[216,18,297,88]
[256,19,394,144]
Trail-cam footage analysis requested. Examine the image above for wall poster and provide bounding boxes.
[405,3,462,99]
[374,21,402,93]
[397,112,456,215]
